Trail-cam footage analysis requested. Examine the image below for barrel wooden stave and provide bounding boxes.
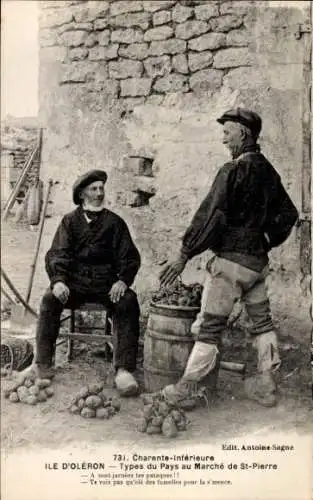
[143,303,199,393]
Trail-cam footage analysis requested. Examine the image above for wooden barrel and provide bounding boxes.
[143,302,199,393]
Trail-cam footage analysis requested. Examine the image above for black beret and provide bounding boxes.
[72,169,107,205]
[217,107,262,138]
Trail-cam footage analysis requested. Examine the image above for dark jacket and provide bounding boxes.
[45,207,141,295]
[180,145,299,271]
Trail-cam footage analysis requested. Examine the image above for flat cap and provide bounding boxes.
[72,169,107,205]
[217,107,262,138]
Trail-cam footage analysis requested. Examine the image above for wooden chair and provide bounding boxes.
[59,303,116,365]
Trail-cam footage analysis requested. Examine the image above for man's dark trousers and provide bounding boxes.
[35,288,140,372]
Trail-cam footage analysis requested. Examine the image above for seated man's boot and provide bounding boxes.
[115,368,139,397]
[244,331,281,407]
[17,363,55,383]
[162,342,219,410]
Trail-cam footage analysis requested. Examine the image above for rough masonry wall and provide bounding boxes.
[38,0,311,335]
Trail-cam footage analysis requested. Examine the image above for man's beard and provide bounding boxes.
[82,199,105,212]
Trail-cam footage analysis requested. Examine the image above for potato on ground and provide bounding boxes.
[110,397,121,411]
[9,392,19,403]
[75,386,89,401]
[88,382,104,395]
[45,387,54,398]
[162,415,178,438]
[35,378,51,389]
[138,418,148,433]
[29,385,40,396]
[37,390,48,403]
[70,404,81,415]
[96,408,110,419]
[81,407,96,418]
[85,395,102,409]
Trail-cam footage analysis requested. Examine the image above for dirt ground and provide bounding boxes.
[1,219,312,455]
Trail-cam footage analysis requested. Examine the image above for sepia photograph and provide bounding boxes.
[1,1,312,499]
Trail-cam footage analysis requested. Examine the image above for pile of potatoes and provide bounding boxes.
[152,281,203,308]
[138,393,189,438]
[69,382,121,419]
[4,374,54,405]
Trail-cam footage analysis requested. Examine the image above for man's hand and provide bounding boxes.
[159,255,188,287]
[109,280,128,304]
[52,281,70,304]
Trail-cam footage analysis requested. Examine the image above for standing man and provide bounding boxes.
[160,108,298,408]
[33,170,141,396]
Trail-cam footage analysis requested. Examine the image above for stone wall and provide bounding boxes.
[37,0,311,336]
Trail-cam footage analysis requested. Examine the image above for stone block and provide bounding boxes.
[175,20,209,40]
[57,22,93,35]
[153,74,188,93]
[120,78,153,97]
[223,67,267,90]
[194,3,219,21]
[226,29,250,47]
[188,50,213,72]
[112,28,144,44]
[68,47,89,61]
[110,1,143,16]
[144,26,174,42]
[98,30,110,46]
[89,45,119,61]
[73,1,109,22]
[60,30,87,47]
[189,68,223,92]
[60,62,98,83]
[144,56,171,78]
[40,29,59,48]
[143,1,176,13]
[109,59,143,79]
[209,15,243,33]
[188,32,226,51]
[119,43,149,60]
[220,1,254,15]
[85,33,98,48]
[120,97,146,111]
[153,10,171,26]
[149,39,186,56]
[172,53,189,74]
[172,4,193,23]
[102,79,120,96]
[111,12,151,30]
[213,47,253,68]
[40,9,73,28]
[94,19,108,30]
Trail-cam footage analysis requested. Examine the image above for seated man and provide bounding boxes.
[32,169,141,396]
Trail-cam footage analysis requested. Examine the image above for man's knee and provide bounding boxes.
[40,289,63,314]
[115,289,140,314]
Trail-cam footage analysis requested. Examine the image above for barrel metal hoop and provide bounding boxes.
[149,303,199,319]
[145,329,195,343]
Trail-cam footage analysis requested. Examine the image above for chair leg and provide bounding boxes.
[67,310,75,362]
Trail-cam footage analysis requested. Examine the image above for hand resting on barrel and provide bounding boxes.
[159,254,188,287]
